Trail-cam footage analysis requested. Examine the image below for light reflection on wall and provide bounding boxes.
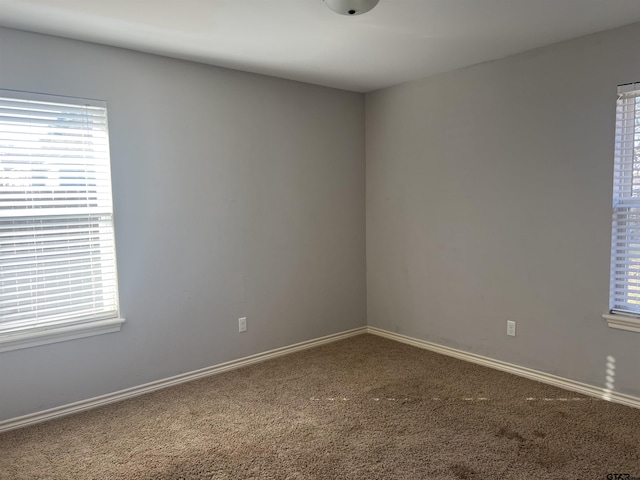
[603,355,616,401]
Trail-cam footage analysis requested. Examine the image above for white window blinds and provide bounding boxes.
[0,90,120,339]
[610,83,640,315]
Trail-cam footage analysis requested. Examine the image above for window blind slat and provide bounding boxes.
[2,260,116,280]
[1,208,112,218]
[0,310,118,335]
[0,287,118,308]
[1,303,118,324]
[0,231,115,248]
[0,264,115,286]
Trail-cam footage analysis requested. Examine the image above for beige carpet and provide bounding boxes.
[1,334,639,479]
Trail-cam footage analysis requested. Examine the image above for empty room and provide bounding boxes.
[1,1,640,478]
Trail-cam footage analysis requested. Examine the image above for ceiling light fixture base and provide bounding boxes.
[323,0,380,16]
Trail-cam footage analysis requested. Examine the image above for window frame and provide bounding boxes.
[604,82,640,333]
[0,89,124,352]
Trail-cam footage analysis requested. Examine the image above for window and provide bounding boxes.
[0,90,124,352]
[606,83,640,333]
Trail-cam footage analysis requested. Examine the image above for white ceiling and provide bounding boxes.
[2,0,640,92]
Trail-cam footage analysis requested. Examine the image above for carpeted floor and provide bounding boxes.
[1,334,639,479]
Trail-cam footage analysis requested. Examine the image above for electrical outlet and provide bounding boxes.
[507,320,516,337]
[238,317,247,333]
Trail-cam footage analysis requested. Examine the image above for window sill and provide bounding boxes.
[602,313,640,333]
[0,318,126,353]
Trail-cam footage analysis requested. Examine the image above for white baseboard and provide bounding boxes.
[0,326,368,433]
[366,326,640,410]
[3,324,638,434]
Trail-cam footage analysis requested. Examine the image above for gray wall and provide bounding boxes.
[0,27,366,421]
[366,22,640,398]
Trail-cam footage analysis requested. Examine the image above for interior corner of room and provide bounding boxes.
[1,15,640,431]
